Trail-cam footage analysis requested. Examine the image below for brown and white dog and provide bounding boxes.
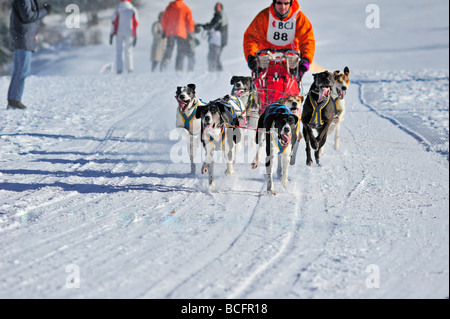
[301,71,336,166]
[175,84,204,174]
[325,66,350,153]
[195,99,241,189]
[252,104,299,195]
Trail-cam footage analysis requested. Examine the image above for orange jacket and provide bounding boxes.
[243,0,315,63]
[161,0,195,40]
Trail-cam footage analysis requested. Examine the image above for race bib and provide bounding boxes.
[267,9,299,47]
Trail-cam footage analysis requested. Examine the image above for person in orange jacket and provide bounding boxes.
[243,0,315,75]
[160,0,196,72]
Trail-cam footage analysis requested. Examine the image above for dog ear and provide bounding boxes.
[344,66,350,76]
[290,114,299,126]
[195,105,204,119]
[230,76,237,85]
[187,83,196,92]
[299,95,305,104]
[334,70,340,76]
[176,87,182,94]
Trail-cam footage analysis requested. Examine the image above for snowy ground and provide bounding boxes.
[0,0,448,299]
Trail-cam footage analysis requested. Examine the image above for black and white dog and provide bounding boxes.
[175,84,204,174]
[301,71,336,166]
[195,99,241,189]
[251,104,299,195]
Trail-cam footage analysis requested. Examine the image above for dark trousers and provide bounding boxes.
[161,36,194,72]
[207,44,223,72]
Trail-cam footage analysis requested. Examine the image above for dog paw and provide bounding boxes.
[225,169,235,176]
[307,160,313,167]
[201,163,208,174]
[334,141,340,151]
[251,162,259,169]
[281,178,289,188]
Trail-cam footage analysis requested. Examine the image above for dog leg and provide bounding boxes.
[209,163,215,190]
[225,136,235,176]
[251,134,265,169]
[265,142,276,195]
[290,141,299,165]
[303,128,313,167]
[334,123,340,151]
[277,154,282,177]
[281,153,290,188]
[189,135,199,174]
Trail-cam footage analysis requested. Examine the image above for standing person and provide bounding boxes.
[198,2,228,72]
[243,0,315,75]
[160,0,196,72]
[150,12,167,72]
[110,0,139,74]
[7,0,50,110]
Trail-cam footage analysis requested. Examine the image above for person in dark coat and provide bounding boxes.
[197,2,228,72]
[7,0,50,109]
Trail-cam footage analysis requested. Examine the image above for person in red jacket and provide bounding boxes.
[160,0,196,72]
[110,0,139,74]
[243,0,315,75]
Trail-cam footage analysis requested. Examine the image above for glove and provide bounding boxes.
[194,24,203,33]
[43,3,51,14]
[299,58,310,73]
[109,34,114,45]
[247,55,258,72]
[133,37,137,47]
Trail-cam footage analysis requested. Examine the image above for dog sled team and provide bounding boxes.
[175,0,351,194]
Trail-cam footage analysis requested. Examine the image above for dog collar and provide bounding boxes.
[271,123,290,155]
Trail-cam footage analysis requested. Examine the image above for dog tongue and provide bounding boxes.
[234,90,243,97]
[281,134,291,146]
[318,87,330,103]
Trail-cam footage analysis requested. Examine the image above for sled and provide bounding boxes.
[252,49,303,114]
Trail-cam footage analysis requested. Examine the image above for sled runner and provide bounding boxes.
[252,49,303,114]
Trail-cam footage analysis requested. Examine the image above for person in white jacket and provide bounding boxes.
[110,0,139,74]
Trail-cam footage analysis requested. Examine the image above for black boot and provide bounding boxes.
[7,100,27,109]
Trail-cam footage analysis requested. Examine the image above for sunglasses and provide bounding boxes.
[275,1,291,5]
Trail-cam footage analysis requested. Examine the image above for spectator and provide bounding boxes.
[110,0,139,74]
[160,0,196,72]
[7,0,50,109]
[198,2,228,72]
[151,12,167,72]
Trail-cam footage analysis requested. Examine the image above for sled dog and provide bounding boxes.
[175,84,204,174]
[252,103,299,195]
[195,99,241,189]
[325,66,350,153]
[301,71,336,166]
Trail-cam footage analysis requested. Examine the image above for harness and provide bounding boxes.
[271,123,290,155]
[206,125,227,151]
[178,98,204,135]
[309,93,330,126]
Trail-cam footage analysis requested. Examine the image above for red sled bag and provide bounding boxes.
[253,49,302,114]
